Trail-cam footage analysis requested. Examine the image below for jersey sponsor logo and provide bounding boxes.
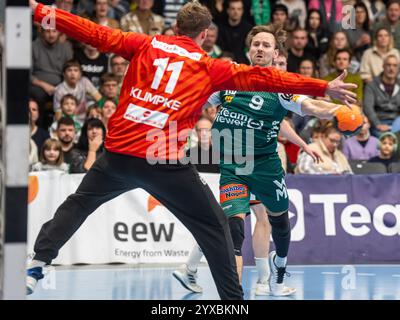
[273,178,288,201]
[124,103,169,129]
[291,95,301,102]
[220,184,249,203]
[151,37,202,61]
[216,107,264,130]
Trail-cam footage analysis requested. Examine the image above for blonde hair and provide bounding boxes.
[176,1,212,39]
[246,24,287,49]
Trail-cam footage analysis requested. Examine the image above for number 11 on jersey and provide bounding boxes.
[151,58,184,94]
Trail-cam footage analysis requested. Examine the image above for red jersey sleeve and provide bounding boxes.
[208,58,328,97]
[34,3,150,60]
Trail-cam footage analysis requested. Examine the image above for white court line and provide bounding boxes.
[288,271,304,274]
[321,272,340,275]
[357,273,375,276]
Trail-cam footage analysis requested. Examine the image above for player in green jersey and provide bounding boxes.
[173,24,354,297]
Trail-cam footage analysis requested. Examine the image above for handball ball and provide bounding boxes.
[334,105,363,137]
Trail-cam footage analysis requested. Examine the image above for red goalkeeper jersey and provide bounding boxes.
[34,4,328,160]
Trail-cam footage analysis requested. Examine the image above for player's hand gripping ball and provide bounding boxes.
[333,104,363,136]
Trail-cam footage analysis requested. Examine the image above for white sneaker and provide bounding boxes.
[255,282,270,296]
[268,251,296,296]
[172,264,203,293]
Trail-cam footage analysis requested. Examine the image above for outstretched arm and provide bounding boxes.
[301,98,341,119]
[30,0,150,61]
[209,58,357,104]
[280,120,322,163]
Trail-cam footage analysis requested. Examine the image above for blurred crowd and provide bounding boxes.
[13,0,400,174]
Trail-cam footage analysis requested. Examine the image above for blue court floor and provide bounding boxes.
[28,264,400,300]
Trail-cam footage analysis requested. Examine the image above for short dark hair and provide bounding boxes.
[60,94,78,106]
[334,48,352,61]
[387,0,400,9]
[272,4,289,17]
[176,2,212,39]
[62,59,82,73]
[100,73,118,86]
[57,116,75,129]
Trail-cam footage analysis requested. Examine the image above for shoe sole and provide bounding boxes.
[270,288,297,296]
[172,271,202,294]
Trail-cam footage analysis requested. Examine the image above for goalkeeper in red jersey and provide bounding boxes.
[27,0,357,299]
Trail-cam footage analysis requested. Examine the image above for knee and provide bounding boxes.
[228,216,245,256]
[268,211,290,234]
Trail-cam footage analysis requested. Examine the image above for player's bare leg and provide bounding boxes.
[251,203,272,295]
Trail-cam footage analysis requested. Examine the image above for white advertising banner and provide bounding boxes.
[28,171,220,265]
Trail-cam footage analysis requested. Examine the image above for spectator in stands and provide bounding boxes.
[101,99,117,130]
[324,49,364,104]
[319,31,356,78]
[202,22,222,58]
[298,58,318,78]
[373,0,400,50]
[200,0,228,25]
[53,60,102,124]
[120,0,164,35]
[308,0,343,33]
[97,73,119,108]
[296,123,352,174]
[346,2,372,62]
[86,105,103,121]
[364,54,400,136]
[56,117,76,165]
[29,139,39,166]
[51,94,81,137]
[203,104,218,122]
[108,0,130,22]
[304,9,330,61]
[109,55,129,90]
[278,0,307,28]
[342,115,380,161]
[187,116,219,173]
[217,0,252,64]
[287,28,314,72]
[31,27,73,127]
[74,43,108,90]
[31,138,69,173]
[360,27,400,82]
[270,3,292,31]
[369,131,399,168]
[91,0,120,29]
[162,0,191,27]
[29,99,50,157]
[69,118,105,173]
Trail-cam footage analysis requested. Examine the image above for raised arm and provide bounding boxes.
[30,0,150,61]
[209,59,357,104]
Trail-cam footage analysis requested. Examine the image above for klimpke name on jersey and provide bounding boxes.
[215,106,264,129]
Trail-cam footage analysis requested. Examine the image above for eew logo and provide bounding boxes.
[113,195,174,242]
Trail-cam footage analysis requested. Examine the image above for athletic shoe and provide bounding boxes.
[26,266,44,295]
[172,264,203,293]
[254,282,270,296]
[268,251,296,296]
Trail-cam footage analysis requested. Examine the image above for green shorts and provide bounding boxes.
[219,153,288,217]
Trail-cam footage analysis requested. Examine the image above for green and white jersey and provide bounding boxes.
[209,90,307,156]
